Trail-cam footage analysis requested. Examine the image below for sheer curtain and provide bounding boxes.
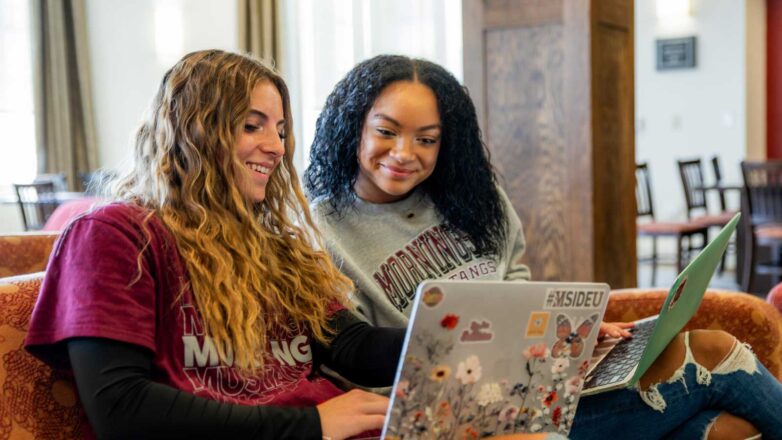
[237,0,282,70]
[31,0,98,190]
[280,0,463,172]
[0,0,37,194]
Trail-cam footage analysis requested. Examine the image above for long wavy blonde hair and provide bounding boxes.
[112,50,353,370]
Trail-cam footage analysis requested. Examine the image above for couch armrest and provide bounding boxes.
[0,232,59,277]
[605,288,782,380]
[0,272,83,439]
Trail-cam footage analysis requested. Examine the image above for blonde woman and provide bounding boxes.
[24,50,398,440]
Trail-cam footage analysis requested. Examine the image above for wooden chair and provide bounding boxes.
[636,162,709,285]
[678,158,737,273]
[677,158,737,225]
[33,173,68,191]
[711,155,729,212]
[13,182,59,231]
[740,160,782,293]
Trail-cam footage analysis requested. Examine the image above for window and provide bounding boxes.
[0,0,36,194]
[281,0,462,172]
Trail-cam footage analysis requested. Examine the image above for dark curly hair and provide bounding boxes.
[304,54,507,258]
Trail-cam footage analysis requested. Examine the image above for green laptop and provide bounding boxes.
[581,212,741,395]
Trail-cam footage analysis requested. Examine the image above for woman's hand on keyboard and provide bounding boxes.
[599,321,634,340]
[317,389,389,440]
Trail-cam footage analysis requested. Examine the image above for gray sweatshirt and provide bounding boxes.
[311,187,531,327]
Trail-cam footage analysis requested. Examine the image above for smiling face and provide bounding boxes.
[354,80,442,204]
[235,81,286,203]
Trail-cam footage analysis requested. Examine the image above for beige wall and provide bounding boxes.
[0,204,25,233]
[635,0,765,221]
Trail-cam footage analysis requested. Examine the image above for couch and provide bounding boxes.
[0,232,59,278]
[1,274,780,439]
[0,272,82,439]
[605,288,782,380]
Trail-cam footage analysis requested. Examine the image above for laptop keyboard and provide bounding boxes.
[583,317,658,389]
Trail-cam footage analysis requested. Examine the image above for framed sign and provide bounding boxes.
[656,36,696,70]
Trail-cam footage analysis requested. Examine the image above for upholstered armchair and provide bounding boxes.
[606,288,782,380]
[0,232,59,277]
[0,272,82,439]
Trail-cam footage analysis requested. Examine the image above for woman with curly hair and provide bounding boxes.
[23,50,401,440]
[304,55,782,440]
[305,55,531,328]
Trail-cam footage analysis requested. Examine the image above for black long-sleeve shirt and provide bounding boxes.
[68,310,404,440]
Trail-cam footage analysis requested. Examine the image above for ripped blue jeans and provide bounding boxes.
[569,332,782,440]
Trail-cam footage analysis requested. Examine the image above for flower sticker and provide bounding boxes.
[551,357,570,375]
[542,390,558,407]
[523,342,550,360]
[476,382,503,406]
[460,425,479,439]
[441,314,459,330]
[430,364,452,382]
[510,383,528,397]
[436,401,452,418]
[455,355,483,385]
[565,375,584,396]
[578,359,590,376]
[422,286,445,307]
[552,406,563,427]
[498,405,520,423]
[396,379,410,398]
[407,355,423,371]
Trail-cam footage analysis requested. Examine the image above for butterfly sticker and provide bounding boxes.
[551,313,599,358]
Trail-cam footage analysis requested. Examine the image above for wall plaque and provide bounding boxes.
[656,36,696,70]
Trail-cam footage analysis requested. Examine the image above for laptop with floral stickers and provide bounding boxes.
[381,280,610,439]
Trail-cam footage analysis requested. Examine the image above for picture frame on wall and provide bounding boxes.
[656,36,697,70]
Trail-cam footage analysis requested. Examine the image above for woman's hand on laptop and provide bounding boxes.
[599,321,634,340]
[317,389,389,440]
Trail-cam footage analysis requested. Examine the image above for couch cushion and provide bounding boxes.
[0,273,82,439]
[0,233,59,278]
[606,288,782,380]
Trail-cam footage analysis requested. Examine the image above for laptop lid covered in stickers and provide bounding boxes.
[382,280,609,439]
